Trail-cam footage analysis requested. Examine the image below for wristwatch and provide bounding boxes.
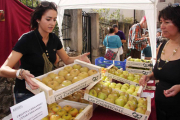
[16,69,24,80]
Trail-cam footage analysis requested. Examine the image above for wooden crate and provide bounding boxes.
[105,64,141,86]
[57,100,93,120]
[126,56,153,69]
[26,59,101,104]
[84,80,151,120]
[126,68,152,75]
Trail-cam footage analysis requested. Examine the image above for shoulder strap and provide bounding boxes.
[157,41,167,59]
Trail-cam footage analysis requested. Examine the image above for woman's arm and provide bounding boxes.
[56,48,90,65]
[0,50,38,90]
[0,51,22,77]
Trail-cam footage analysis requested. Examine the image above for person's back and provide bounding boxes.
[103,35,122,48]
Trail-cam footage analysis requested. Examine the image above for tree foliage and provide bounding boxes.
[19,0,40,8]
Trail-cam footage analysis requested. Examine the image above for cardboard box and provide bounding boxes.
[26,59,101,104]
[57,100,93,120]
[84,81,151,120]
[126,56,153,69]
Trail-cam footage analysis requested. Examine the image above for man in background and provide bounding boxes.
[128,16,149,59]
[112,24,126,60]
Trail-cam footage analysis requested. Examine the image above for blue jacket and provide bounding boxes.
[103,35,122,48]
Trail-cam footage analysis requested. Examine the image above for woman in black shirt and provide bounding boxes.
[0,2,90,103]
[139,4,180,120]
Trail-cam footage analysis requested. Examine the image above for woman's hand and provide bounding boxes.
[79,52,91,63]
[22,70,39,90]
[164,85,180,97]
[139,75,150,87]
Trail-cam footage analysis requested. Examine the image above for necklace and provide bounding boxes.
[157,41,180,70]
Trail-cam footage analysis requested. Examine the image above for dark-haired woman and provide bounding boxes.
[103,28,122,61]
[0,2,90,103]
[139,4,180,120]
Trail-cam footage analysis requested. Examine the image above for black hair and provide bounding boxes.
[30,1,57,30]
[158,3,180,31]
[112,24,118,28]
[109,28,114,34]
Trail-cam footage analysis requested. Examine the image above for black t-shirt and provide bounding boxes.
[13,29,62,93]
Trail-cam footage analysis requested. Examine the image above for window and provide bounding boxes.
[160,0,165,2]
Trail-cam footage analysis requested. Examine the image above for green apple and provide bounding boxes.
[78,72,89,79]
[115,83,122,89]
[42,76,52,85]
[123,83,130,88]
[120,88,127,92]
[119,96,128,103]
[88,70,98,76]
[69,108,79,117]
[115,71,122,76]
[79,108,84,113]
[72,64,82,70]
[105,98,114,104]
[138,102,147,108]
[52,105,61,112]
[129,96,138,104]
[121,85,129,90]
[119,74,125,78]
[64,66,73,73]
[129,58,134,61]
[63,105,72,112]
[65,74,76,81]
[115,87,121,91]
[134,59,141,62]
[57,109,67,116]
[111,91,120,97]
[47,81,59,90]
[115,98,126,107]
[126,89,134,95]
[93,86,101,93]
[62,113,72,120]
[128,73,134,77]
[62,80,72,86]
[109,83,116,88]
[89,89,98,97]
[80,67,89,73]
[119,92,129,99]
[108,94,118,100]
[101,76,107,81]
[103,81,111,86]
[138,98,147,105]
[54,84,65,90]
[127,100,137,108]
[123,71,129,76]
[127,76,134,81]
[70,69,80,76]
[98,92,107,100]
[72,76,83,83]
[136,107,146,114]
[58,70,68,77]
[117,69,123,74]
[134,75,140,80]
[102,88,111,95]
[132,92,138,96]
[130,85,136,89]
[48,73,58,79]
[94,83,103,89]
[53,76,65,84]
[50,114,60,120]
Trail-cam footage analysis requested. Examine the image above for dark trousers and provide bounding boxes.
[130,49,141,59]
[14,91,34,104]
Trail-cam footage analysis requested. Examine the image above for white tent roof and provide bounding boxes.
[44,0,158,60]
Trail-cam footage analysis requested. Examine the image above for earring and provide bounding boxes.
[37,22,39,24]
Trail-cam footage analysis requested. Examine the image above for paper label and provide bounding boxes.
[10,92,48,120]
[141,92,154,98]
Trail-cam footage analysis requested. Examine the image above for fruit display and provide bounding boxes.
[126,56,153,70]
[38,64,98,90]
[64,90,89,104]
[83,80,151,120]
[26,60,101,104]
[42,101,91,120]
[107,65,143,85]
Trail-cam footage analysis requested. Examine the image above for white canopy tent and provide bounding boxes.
[44,0,158,60]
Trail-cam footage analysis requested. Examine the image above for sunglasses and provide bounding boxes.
[171,3,180,7]
[39,1,57,8]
